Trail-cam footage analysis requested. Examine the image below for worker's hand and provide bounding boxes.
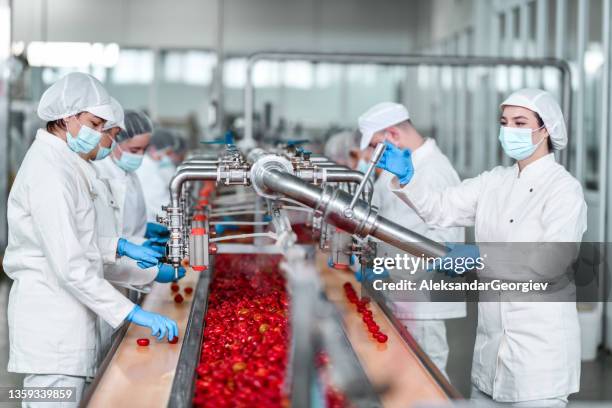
[354,267,389,282]
[117,238,163,269]
[143,237,167,256]
[155,264,186,283]
[429,243,481,277]
[125,305,178,341]
[145,222,169,239]
[376,140,414,185]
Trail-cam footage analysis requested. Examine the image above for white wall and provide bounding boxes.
[13,0,420,53]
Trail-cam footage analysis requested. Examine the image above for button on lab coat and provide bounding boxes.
[390,153,586,401]
[93,155,147,240]
[372,139,466,320]
[3,130,134,378]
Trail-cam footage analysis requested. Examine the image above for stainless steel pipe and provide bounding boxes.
[262,169,448,258]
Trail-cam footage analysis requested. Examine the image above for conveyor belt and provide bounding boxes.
[83,268,202,408]
[84,252,461,408]
[317,252,461,407]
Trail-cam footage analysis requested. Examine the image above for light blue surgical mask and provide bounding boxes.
[498,125,545,160]
[158,155,174,168]
[66,122,103,154]
[357,159,369,174]
[94,141,116,161]
[115,149,144,172]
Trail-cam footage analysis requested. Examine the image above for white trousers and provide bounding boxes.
[22,374,87,408]
[403,319,449,379]
[471,385,568,407]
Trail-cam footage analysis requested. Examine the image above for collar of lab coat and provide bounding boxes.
[36,128,71,153]
[410,138,437,168]
[514,152,556,181]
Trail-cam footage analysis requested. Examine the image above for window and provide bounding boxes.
[112,49,154,84]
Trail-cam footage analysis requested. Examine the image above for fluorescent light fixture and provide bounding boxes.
[26,41,121,68]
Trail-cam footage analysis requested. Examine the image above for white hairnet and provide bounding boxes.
[150,128,175,150]
[323,130,361,164]
[501,88,567,150]
[103,97,126,131]
[37,72,114,123]
[358,102,410,150]
[116,111,153,143]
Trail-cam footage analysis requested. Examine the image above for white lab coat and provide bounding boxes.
[82,160,157,366]
[93,156,147,241]
[390,153,586,402]
[136,154,170,222]
[372,139,466,320]
[3,130,134,378]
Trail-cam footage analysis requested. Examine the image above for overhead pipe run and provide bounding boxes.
[242,51,572,168]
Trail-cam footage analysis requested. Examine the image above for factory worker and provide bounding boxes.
[88,100,185,365]
[380,89,586,406]
[323,130,363,171]
[137,128,176,222]
[94,107,153,241]
[358,102,466,377]
[157,130,185,187]
[3,73,178,407]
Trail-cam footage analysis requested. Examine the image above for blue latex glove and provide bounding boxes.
[155,264,186,283]
[117,238,162,269]
[125,305,178,341]
[143,237,167,256]
[214,216,240,234]
[355,267,390,282]
[376,140,414,185]
[430,243,481,277]
[145,222,169,239]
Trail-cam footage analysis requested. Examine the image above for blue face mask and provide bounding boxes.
[94,141,116,161]
[158,155,174,168]
[357,159,369,174]
[498,125,545,160]
[66,122,102,154]
[115,149,144,172]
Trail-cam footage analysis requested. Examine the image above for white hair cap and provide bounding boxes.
[103,97,127,131]
[358,102,410,150]
[501,88,567,150]
[37,72,114,123]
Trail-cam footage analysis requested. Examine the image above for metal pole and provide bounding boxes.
[242,52,573,168]
[575,0,589,183]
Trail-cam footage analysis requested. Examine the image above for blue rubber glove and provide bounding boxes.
[117,238,163,269]
[376,140,414,185]
[430,243,481,277]
[354,267,390,282]
[155,264,186,283]
[214,216,240,234]
[143,237,167,256]
[125,305,178,341]
[145,222,169,239]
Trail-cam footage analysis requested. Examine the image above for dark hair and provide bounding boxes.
[46,119,66,134]
[534,112,553,151]
[46,112,84,134]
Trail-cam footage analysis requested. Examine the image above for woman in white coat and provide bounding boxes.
[94,107,154,241]
[377,88,586,407]
[3,73,178,407]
